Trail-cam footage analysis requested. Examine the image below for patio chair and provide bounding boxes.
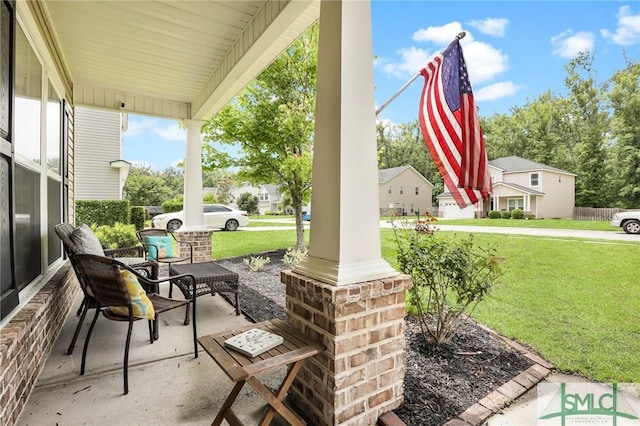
[136,228,194,297]
[73,253,197,395]
[55,223,159,355]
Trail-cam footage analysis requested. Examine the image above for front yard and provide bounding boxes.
[213,227,640,382]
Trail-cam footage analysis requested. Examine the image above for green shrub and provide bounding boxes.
[394,225,503,345]
[500,210,512,219]
[130,206,145,230]
[525,213,536,220]
[511,209,524,219]
[488,210,501,219]
[92,222,139,249]
[76,200,130,227]
[283,246,308,268]
[162,198,183,213]
[243,255,271,271]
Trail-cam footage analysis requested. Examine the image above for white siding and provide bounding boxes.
[74,107,123,200]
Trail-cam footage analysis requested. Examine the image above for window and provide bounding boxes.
[410,203,414,213]
[530,172,540,187]
[399,185,403,195]
[507,198,524,211]
[388,185,392,194]
[1,0,16,317]
[415,187,419,195]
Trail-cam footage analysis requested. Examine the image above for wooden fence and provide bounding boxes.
[573,207,632,221]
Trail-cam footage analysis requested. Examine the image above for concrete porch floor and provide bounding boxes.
[17,280,289,426]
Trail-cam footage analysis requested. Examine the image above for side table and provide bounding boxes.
[198,319,324,426]
[169,261,241,325]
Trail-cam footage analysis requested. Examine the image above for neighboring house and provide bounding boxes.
[74,107,130,200]
[437,156,576,219]
[378,166,434,216]
[229,184,311,215]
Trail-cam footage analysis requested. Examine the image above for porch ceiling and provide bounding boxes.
[42,0,319,120]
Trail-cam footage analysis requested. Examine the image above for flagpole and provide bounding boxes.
[375,31,466,116]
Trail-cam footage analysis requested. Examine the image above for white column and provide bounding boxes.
[294,0,397,286]
[181,119,205,230]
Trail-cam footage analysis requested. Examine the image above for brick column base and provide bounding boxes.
[175,230,212,263]
[281,270,412,426]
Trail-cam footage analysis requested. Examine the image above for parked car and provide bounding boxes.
[151,204,249,232]
[145,206,163,218]
[610,211,640,234]
[302,212,311,221]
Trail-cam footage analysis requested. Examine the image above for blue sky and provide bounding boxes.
[123,1,639,171]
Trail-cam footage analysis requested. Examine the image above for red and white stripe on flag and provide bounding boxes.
[418,38,492,209]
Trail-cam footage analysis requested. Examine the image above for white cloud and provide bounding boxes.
[125,116,185,142]
[551,30,595,59]
[381,46,436,79]
[381,22,508,84]
[413,21,465,44]
[474,81,520,102]
[468,18,509,37]
[601,5,640,46]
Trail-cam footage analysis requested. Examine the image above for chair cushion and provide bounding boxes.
[109,269,155,320]
[70,224,105,256]
[144,236,173,260]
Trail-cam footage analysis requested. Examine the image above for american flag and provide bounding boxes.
[418,38,492,209]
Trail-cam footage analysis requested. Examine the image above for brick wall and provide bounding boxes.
[281,270,412,426]
[0,264,78,426]
[175,230,212,263]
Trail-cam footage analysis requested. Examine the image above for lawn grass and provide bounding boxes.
[212,227,640,382]
[431,218,617,231]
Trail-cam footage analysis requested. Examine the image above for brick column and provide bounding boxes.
[175,230,212,263]
[281,270,412,426]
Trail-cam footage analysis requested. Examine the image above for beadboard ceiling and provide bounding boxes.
[43,0,319,119]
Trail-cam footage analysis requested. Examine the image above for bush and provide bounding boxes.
[162,198,183,213]
[525,213,536,220]
[394,223,503,345]
[511,209,524,219]
[76,200,130,227]
[237,192,259,214]
[130,206,145,230]
[500,210,512,219]
[283,246,308,268]
[243,255,271,271]
[488,210,501,219]
[92,222,139,249]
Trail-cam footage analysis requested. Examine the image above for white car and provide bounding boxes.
[610,211,640,235]
[152,204,249,232]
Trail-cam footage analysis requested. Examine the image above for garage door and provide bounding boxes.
[442,202,475,218]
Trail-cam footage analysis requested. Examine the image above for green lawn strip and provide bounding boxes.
[211,229,308,260]
[246,220,299,227]
[433,218,617,231]
[213,227,639,381]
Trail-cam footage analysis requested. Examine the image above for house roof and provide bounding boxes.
[493,182,545,195]
[378,166,433,186]
[489,156,576,176]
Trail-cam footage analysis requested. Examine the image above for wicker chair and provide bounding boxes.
[55,223,159,355]
[136,228,194,297]
[73,253,197,395]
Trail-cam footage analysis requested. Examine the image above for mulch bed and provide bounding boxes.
[214,250,538,425]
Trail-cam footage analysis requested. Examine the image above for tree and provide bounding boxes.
[606,62,640,208]
[124,166,174,206]
[237,192,259,214]
[202,25,317,249]
[563,52,610,207]
[203,169,236,205]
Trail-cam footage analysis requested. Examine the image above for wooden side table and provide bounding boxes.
[198,319,324,426]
